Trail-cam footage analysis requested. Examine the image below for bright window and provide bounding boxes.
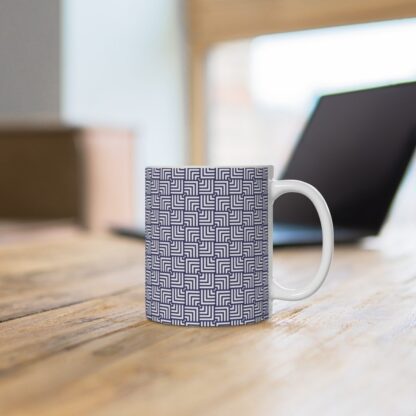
[207,18,416,224]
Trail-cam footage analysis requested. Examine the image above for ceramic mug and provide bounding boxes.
[145,166,333,327]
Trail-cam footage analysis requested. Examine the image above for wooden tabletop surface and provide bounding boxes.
[0,229,415,415]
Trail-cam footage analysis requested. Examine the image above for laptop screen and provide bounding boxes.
[274,82,416,231]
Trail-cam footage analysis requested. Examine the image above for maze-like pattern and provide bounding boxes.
[145,167,269,326]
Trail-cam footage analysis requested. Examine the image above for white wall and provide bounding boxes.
[62,0,188,226]
[0,0,61,120]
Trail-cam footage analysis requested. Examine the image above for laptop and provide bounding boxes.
[273,81,416,246]
[114,82,416,246]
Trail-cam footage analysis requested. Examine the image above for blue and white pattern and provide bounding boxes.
[145,167,269,326]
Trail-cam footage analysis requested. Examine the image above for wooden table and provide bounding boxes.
[0,229,415,415]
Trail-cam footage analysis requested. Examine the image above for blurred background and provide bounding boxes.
[0,0,415,240]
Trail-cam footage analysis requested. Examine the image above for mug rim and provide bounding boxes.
[146,165,274,169]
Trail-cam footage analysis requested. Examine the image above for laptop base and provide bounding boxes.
[272,223,370,247]
[113,224,370,247]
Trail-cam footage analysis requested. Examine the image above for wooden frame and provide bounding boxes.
[186,0,416,164]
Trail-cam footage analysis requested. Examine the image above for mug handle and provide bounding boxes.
[270,179,334,301]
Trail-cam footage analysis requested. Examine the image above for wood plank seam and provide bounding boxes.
[0,287,137,324]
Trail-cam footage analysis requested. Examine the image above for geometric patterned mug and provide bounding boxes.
[145,166,333,327]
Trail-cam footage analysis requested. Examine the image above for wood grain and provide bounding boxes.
[0,230,415,415]
[0,235,144,321]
